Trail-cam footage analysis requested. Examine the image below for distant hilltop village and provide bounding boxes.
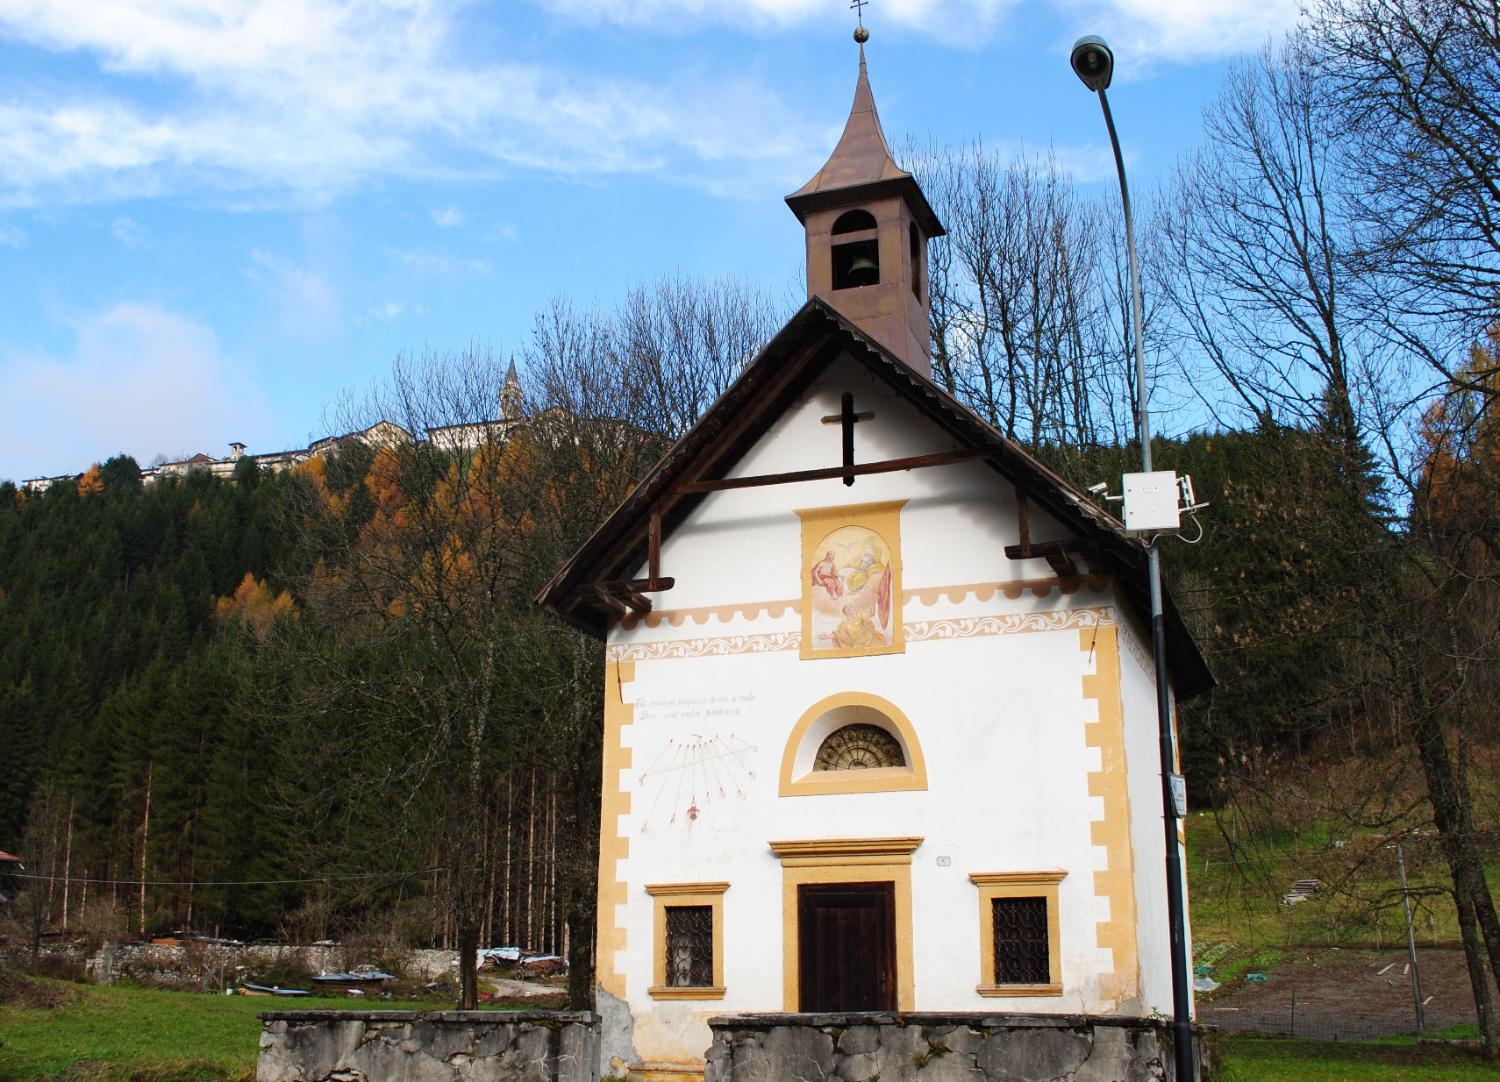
[20,363,526,494]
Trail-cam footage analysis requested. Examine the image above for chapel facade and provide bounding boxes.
[540,40,1210,1082]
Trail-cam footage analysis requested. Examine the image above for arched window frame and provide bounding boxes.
[779,692,928,797]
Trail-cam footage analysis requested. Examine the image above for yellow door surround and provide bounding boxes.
[768,837,922,1011]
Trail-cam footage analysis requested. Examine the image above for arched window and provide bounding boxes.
[780,693,927,796]
[814,724,906,771]
[832,209,878,234]
[909,223,922,300]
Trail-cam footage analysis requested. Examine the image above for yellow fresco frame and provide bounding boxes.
[797,500,906,660]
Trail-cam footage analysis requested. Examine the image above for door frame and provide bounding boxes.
[768,836,922,1011]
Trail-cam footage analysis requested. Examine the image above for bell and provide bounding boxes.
[846,255,879,287]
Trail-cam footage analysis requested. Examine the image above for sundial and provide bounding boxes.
[636,733,757,832]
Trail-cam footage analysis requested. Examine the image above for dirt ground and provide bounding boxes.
[1198,947,1482,1039]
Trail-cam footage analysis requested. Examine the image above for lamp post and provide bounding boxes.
[1069,35,1195,1081]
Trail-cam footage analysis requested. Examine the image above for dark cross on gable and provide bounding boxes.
[822,392,876,487]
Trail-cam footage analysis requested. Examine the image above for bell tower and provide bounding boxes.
[786,32,945,376]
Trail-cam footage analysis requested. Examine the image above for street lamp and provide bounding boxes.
[1070,34,1196,1082]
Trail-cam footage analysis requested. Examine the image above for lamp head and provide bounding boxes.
[1070,35,1114,92]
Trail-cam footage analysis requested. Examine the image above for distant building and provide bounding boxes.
[18,365,526,492]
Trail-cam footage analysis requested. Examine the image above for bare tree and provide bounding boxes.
[1312,0,1500,339]
[910,140,1162,472]
[1161,39,1372,452]
[1164,34,1500,1055]
[271,348,558,1009]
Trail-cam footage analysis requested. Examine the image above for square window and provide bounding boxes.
[970,871,1065,996]
[646,882,728,999]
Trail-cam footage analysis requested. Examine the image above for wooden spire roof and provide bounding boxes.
[785,45,945,237]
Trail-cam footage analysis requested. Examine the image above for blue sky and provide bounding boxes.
[0,0,1300,482]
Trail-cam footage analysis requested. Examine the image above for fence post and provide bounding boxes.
[1290,986,1296,1038]
[1394,843,1426,1034]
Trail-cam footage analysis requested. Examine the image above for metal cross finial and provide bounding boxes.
[850,0,868,27]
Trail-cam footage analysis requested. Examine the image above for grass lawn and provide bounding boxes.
[1219,1035,1497,1081]
[0,980,511,1082]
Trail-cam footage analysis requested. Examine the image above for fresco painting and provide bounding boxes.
[808,523,896,652]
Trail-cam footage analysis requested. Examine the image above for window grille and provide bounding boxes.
[814,723,904,771]
[665,905,714,987]
[992,896,1050,984]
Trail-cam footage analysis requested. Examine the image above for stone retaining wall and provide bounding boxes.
[258,1010,601,1082]
[705,1013,1211,1082]
[9,941,463,989]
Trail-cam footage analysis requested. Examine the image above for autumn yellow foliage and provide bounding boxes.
[77,464,105,495]
[214,572,297,635]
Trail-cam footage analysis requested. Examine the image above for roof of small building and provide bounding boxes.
[537,297,1213,697]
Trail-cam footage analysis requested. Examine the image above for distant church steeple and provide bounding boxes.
[500,357,523,422]
[786,31,945,375]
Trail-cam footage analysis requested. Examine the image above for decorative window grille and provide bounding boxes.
[665,905,714,988]
[992,896,1050,984]
[814,724,905,771]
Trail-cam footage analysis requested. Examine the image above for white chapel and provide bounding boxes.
[539,38,1212,1082]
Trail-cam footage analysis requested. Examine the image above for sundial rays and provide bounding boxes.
[637,734,756,832]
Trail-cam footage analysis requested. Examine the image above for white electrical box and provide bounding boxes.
[1122,471,1182,532]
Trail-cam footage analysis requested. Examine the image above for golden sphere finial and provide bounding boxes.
[853,24,870,43]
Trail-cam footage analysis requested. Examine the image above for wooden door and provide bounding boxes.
[797,882,896,1012]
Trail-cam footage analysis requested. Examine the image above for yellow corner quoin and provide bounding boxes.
[970,871,1067,997]
[797,500,907,660]
[779,690,928,797]
[768,837,921,1011]
[1079,625,1140,1002]
[597,659,636,999]
[645,882,729,1001]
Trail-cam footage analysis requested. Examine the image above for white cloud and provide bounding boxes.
[0,1,831,206]
[0,222,23,246]
[535,0,1021,43]
[384,246,491,277]
[110,215,148,247]
[368,301,405,322]
[431,205,464,228]
[535,0,1299,59]
[0,302,278,480]
[1063,0,1302,66]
